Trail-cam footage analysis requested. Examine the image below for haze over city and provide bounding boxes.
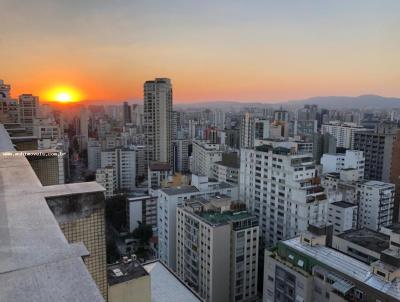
[1,0,400,103]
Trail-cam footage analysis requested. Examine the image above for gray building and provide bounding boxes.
[353,122,398,182]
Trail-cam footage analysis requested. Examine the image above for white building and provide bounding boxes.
[87,139,101,172]
[240,113,253,148]
[321,150,365,180]
[127,195,157,232]
[321,121,367,149]
[240,145,328,247]
[101,148,136,191]
[327,201,358,234]
[321,173,395,231]
[155,175,238,270]
[96,166,115,198]
[213,110,225,130]
[32,117,60,140]
[19,94,39,134]
[176,197,258,302]
[144,78,173,167]
[357,180,395,231]
[191,140,223,178]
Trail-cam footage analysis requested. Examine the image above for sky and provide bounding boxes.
[1,0,399,103]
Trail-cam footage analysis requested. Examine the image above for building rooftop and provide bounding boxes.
[0,124,104,302]
[149,161,171,171]
[184,196,255,227]
[283,237,400,300]
[337,228,390,253]
[330,201,357,208]
[200,210,254,226]
[143,260,202,302]
[214,153,240,169]
[107,259,149,286]
[161,185,199,196]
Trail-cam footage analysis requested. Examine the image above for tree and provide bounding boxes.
[105,194,128,231]
[132,222,153,244]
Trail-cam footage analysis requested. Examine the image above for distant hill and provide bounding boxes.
[174,95,400,110]
[285,95,400,109]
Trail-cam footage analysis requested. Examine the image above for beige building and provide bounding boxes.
[144,78,173,167]
[177,197,259,302]
[46,183,108,299]
[96,166,115,198]
[108,258,151,302]
[19,93,39,135]
[27,149,65,185]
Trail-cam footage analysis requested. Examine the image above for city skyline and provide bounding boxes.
[1,0,400,103]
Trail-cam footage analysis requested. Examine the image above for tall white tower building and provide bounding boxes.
[144,78,173,167]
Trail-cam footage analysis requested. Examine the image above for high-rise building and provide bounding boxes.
[79,107,89,150]
[191,140,223,178]
[240,113,254,148]
[240,145,328,247]
[0,124,104,302]
[357,180,395,231]
[321,121,366,149]
[101,148,136,191]
[46,184,108,298]
[123,101,132,124]
[127,195,157,232]
[173,139,190,173]
[213,110,225,129]
[390,128,400,222]
[353,122,398,182]
[88,138,102,172]
[312,132,337,164]
[19,94,39,134]
[176,197,259,302]
[0,79,19,123]
[96,166,115,198]
[144,78,173,167]
[155,174,238,270]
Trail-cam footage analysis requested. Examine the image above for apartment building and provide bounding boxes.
[127,195,157,232]
[353,122,398,182]
[321,121,366,149]
[357,180,395,231]
[88,138,102,172]
[101,147,136,191]
[192,140,223,178]
[96,166,115,198]
[240,145,328,247]
[321,150,365,180]
[19,94,39,134]
[176,197,259,302]
[327,201,358,234]
[212,153,240,185]
[155,174,238,270]
[263,224,400,302]
[144,78,173,167]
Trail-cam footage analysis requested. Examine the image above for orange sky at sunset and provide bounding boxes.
[1,1,399,103]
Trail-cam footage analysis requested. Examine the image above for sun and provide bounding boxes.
[43,86,83,103]
[55,92,73,103]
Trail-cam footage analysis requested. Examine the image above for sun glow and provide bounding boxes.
[44,86,83,103]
